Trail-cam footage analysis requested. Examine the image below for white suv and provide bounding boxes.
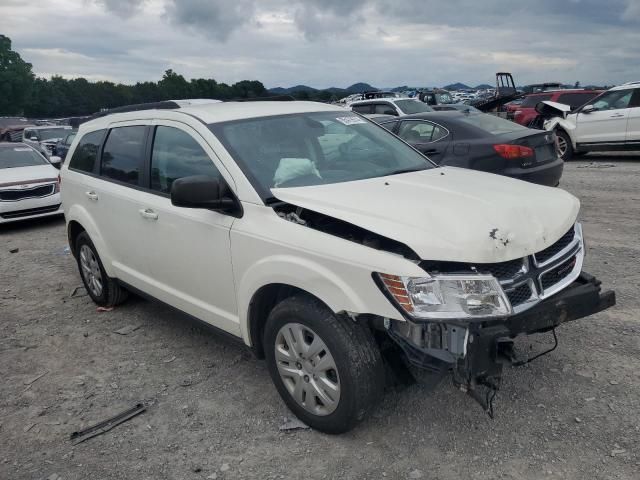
[61,100,614,433]
[544,82,640,160]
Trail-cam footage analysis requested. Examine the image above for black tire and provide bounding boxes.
[75,231,128,307]
[556,130,574,161]
[263,295,384,434]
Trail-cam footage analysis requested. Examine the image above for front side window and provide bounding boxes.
[101,126,146,185]
[398,120,448,143]
[68,129,105,173]
[210,112,434,196]
[150,126,221,194]
[0,146,48,169]
[556,92,599,109]
[591,89,633,111]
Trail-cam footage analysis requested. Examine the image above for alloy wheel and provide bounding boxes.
[79,244,103,297]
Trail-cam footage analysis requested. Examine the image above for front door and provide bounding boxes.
[574,88,635,145]
[136,121,240,335]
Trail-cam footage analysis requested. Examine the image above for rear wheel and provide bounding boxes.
[555,130,574,161]
[75,232,128,307]
[264,295,384,434]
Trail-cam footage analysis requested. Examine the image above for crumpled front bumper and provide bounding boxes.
[386,271,615,412]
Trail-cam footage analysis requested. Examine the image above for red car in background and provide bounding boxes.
[510,90,603,127]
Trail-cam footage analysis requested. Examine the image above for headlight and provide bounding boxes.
[376,273,512,320]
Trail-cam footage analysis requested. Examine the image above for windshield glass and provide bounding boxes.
[457,113,527,135]
[0,146,48,169]
[210,111,434,197]
[435,93,453,104]
[395,99,434,114]
[33,128,70,141]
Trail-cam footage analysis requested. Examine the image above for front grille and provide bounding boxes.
[0,184,55,201]
[507,283,533,307]
[477,258,524,280]
[540,256,577,290]
[0,204,61,219]
[534,226,575,264]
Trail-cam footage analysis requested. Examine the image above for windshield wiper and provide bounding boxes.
[386,166,428,176]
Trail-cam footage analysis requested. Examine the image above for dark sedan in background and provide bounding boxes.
[369,111,563,186]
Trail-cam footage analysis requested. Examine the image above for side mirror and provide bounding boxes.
[30,136,38,141]
[581,105,596,114]
[170,175,236,212]
[49,156,62,168]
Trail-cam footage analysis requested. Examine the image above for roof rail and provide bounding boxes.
[231,95,296,102]
[89,99,222,119]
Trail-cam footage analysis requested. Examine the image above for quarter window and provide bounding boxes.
[101,126,146,186]
[150,126,221,194]
[68,129,104,173]
[398,121,448,143]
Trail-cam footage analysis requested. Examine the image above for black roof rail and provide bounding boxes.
[231,95,296,102]
[89,101,181,119]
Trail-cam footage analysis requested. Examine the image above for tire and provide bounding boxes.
[555,130,574,161]
[75,232,128,307]
[263,295,384,434]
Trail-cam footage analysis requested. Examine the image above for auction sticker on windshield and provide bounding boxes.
[335,116,366,126]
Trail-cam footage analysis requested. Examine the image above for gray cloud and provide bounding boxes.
[97,0,146,18]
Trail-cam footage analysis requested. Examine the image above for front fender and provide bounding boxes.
[236,254,405,345]
[545,118,578,148]
[65,203,116,277]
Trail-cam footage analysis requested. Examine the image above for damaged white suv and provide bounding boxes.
[61,100,615,433]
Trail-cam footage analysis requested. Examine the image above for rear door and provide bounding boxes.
[135,121,239,334]
[625,89,640,146]
[574,89,634,145]
[93,123,153,288]
[396,120,450,162]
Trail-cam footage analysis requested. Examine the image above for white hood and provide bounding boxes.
[0,164,58,187]
[272,167,580,264]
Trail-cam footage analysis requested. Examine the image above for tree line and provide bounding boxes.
[1,35,269,118]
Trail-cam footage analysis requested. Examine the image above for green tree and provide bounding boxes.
[0,34,35,115]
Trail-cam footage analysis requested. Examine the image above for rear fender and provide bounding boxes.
[65,203,116,277]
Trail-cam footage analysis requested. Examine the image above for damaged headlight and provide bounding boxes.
[375,273,512,319]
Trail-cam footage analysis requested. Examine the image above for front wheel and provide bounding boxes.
[555,130,574,161]
[264,295,384,434]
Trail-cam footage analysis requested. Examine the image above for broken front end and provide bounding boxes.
[375,223,615,414]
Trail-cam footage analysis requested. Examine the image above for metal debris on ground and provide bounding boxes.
[96,306,114,313]
[278,417,310,432]
[69,403,146,445]
[114,324,141,335]
[577,162,616,168]
[9,248,19,253]
[69,286,87,298]
[24,371,48,386]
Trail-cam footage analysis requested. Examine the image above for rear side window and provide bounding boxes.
[374,103,397,115]
[68,130,104,173]
[352,104,372,114]
[101,126,146,186]
[398,120,448,143]
[521,94,553,107]
[557,92,599,109]
[150,126,221,194]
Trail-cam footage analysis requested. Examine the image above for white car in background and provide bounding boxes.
[543,81,640,160]
[0,143,62,223]
[350,97,434,116]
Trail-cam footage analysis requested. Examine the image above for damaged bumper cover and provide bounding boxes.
[386,272,615,410]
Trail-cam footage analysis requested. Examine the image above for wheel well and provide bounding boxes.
[248,284,307,359]
[67,221,86,256]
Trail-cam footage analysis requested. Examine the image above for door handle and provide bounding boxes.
[85,191,98,201]
[423,149,439,155]
[609,114,625,118]
[139,208,158,221]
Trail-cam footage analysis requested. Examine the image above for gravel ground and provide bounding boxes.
[1,154,639,480]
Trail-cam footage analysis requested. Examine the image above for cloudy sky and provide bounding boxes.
[1,0,639,89]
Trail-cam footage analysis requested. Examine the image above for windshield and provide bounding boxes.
[435,93,453,104]
[457,113,527,135]
[210,112,434,197]
[30,128,70,141]
[0,146,49,169]
[395,99,434,114]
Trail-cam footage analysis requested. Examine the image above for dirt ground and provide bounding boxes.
[1,154,639,480]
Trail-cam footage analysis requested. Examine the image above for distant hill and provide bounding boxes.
[475,84,493,89]
[443,82,471,90]
[268,82,376,95]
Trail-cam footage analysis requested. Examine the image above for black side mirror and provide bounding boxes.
[170,175,237,213]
